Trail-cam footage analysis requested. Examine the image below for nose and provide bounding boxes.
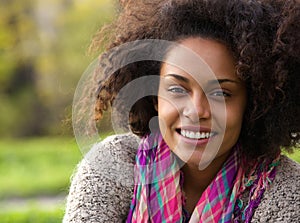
[182,92,211,122]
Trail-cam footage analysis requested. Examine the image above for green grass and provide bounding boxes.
[0,208,63,223]
[0,137,82,198]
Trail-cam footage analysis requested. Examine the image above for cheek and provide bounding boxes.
[225,102,246,137]
[157,98,179,131]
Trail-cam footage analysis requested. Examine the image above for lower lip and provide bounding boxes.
[176,131,215,146]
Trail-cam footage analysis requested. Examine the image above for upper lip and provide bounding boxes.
[176,126,213,133]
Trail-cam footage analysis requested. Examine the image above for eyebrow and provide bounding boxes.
[208,79,240,85]
[163,74,240,85]
[163,74,190,83]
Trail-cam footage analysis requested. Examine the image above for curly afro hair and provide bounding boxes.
[88,0,299,160]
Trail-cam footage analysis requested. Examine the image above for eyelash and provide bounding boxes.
[210,90,232,98]
[167,86,188,94]
[167,86,232,98]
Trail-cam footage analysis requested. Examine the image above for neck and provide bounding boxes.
[181,151,231,213]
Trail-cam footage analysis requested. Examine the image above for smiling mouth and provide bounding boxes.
[177,129,215,140]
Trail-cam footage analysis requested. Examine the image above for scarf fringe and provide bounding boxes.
[234,154,280,222]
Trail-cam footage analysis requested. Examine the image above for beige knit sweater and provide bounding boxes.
[63,133,300,222]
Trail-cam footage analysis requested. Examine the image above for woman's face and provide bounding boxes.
[157,37,247,168]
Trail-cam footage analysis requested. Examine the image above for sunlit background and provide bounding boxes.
[0,0,115,222]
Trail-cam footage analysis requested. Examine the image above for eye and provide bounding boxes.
[210,89,231,97]
[167,86,188,94]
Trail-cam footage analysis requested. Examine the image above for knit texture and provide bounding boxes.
[63,133,300,223]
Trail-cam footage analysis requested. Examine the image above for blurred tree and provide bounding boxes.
[0,0,115,137]
[35,0,116,135]
[0,0,47,136]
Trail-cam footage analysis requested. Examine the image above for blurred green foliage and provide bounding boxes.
[0,0,116,137]
[284,150,300,163]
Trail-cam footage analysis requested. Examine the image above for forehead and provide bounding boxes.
[160,37,237,82]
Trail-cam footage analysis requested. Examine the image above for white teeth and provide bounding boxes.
[201,132,206,138]
[180,130,214,139]
[189,132,195,138]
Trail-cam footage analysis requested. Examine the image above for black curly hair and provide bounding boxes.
[88,0,299,160]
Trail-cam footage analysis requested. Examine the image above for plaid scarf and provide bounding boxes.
[126,133,279,223]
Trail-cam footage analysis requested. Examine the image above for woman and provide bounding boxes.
[64,0,299,222]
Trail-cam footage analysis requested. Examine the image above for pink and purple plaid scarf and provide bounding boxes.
[126,133,279,223]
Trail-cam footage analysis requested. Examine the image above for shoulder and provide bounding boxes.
[63,133,140,223]
[253,155,300,222]
[85,133,139,169]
